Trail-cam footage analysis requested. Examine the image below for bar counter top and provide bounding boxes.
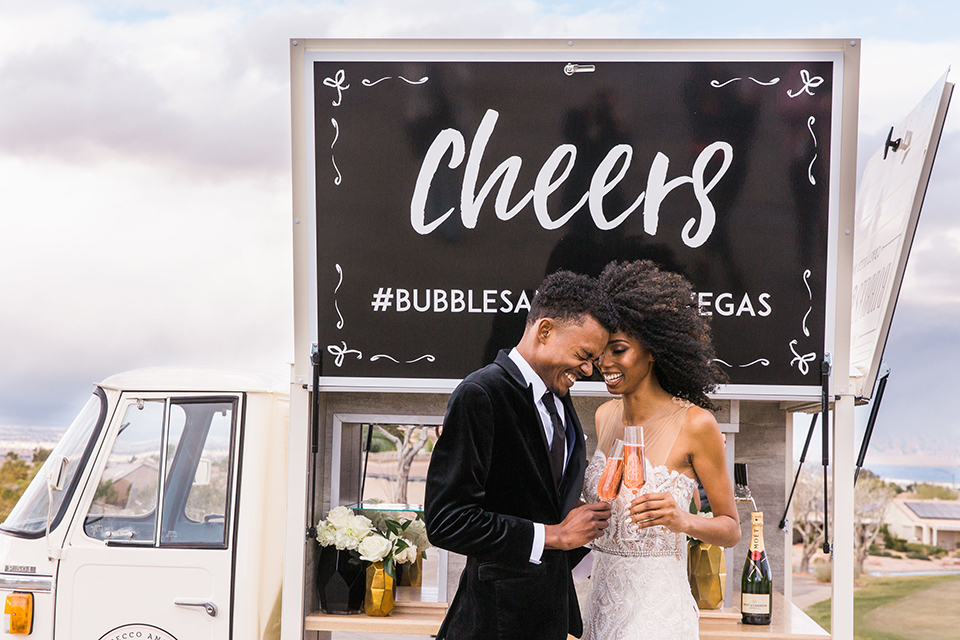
[305,592,830,638]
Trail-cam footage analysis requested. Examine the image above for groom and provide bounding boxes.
[425,271,615,640]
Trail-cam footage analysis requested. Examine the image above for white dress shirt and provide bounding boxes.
[508,348,569,564]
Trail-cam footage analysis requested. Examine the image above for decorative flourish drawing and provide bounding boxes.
[406,354,436,364]
[334,264,344,329]
[330,118,342,187]
[327,341,362,367]
[806,116,818,185]
[787,69,824,98]
[789,340,817,375]
[712,358,769,368]
[710,76,779,88]
[790,269,817,374]
[323,69,350,106]
[370,353,436,364]
[362,76,429,86]
[332,157,341,186]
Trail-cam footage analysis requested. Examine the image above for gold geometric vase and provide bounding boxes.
[364,561,395,616]
[688,542,726,610]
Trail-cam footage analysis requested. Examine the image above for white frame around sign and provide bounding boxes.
[294,40,852,401]
[288,39,862,640]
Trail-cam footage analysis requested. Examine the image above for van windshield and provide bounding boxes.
[1,391,106,537]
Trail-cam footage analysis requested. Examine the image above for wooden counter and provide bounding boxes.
[304,588,448,635]
[305,591,829,638]
[700,593,830,639]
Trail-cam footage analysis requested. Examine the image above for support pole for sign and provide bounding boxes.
[830,38,861,640]
[821,356,831,554]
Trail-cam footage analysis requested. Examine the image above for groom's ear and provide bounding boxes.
[536,318,554,344]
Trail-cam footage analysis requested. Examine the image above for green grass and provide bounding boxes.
[805,574,960,640]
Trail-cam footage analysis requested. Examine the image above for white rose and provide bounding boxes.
[350,514,375,539]
[326,506,354,529]
[394,543,419,565]
[416,531,431,552]
[403,519,426,541]
[358,534,393,563]
[334,529,358,551]
[316,522,337,547]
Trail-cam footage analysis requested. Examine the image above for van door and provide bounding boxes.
[54,394,242,639]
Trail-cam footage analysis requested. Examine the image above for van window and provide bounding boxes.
[1,391,106,537]
[84,401,164,542]
[160,400,235,546]
[82,396,237,548]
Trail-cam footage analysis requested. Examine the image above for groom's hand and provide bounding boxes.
[544,501,612,550]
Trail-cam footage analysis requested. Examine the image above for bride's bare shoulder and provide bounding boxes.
[682,405,724,446]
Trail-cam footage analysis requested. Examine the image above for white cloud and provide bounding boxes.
[1,0,960,440]
[858,39,960,135]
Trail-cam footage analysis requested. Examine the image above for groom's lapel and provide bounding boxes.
[495,351,561,511]
[558,393,586,515]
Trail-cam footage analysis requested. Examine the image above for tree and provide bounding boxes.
[792,465,825,574]
[791,465,896,576]
[853,472,895,575]
[911,483,958,501]
[0,450,51,522]
[371,425,438,504]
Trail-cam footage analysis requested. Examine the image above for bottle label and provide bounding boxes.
[741,593,771,615]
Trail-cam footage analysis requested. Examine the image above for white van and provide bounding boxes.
[0,368,289,639]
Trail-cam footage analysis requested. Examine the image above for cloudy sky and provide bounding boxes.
[1,0,958,472]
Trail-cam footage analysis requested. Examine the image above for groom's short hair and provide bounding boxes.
[527,270,617,330]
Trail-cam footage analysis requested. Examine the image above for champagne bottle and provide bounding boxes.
[740,511,772,625]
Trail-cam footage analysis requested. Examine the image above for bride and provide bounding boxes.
[582,260,741,640]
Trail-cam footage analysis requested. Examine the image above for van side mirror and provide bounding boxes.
[46,455,69,492]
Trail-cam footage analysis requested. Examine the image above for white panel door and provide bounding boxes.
[55,394,241,640]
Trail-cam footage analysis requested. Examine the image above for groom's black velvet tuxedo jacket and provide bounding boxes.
[425,350,589,640]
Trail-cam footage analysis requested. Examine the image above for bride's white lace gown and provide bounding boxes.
[581,398,700,640]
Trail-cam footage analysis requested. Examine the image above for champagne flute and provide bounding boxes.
[596,439,624,502]
[622,426,645,498]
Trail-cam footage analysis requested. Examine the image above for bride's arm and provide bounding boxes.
[681,408,741,548]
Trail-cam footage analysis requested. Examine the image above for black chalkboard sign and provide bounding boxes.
[303,50,843,394]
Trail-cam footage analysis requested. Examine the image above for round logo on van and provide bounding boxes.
[98,624,178,640]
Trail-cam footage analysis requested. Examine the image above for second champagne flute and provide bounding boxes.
[622,425,645,497]
[596,439,624,502]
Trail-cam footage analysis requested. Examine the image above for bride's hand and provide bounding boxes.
[626,492,689,534]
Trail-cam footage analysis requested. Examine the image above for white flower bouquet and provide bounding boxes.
[315,506,432,580]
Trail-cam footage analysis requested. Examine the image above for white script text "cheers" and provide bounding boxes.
[410,109,733,248]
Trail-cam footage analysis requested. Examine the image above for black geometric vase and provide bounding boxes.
[317,546,367,614]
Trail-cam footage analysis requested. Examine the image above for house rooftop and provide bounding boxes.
[904,501,960,520]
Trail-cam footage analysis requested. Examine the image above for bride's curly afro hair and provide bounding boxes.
[599,260,727,410]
